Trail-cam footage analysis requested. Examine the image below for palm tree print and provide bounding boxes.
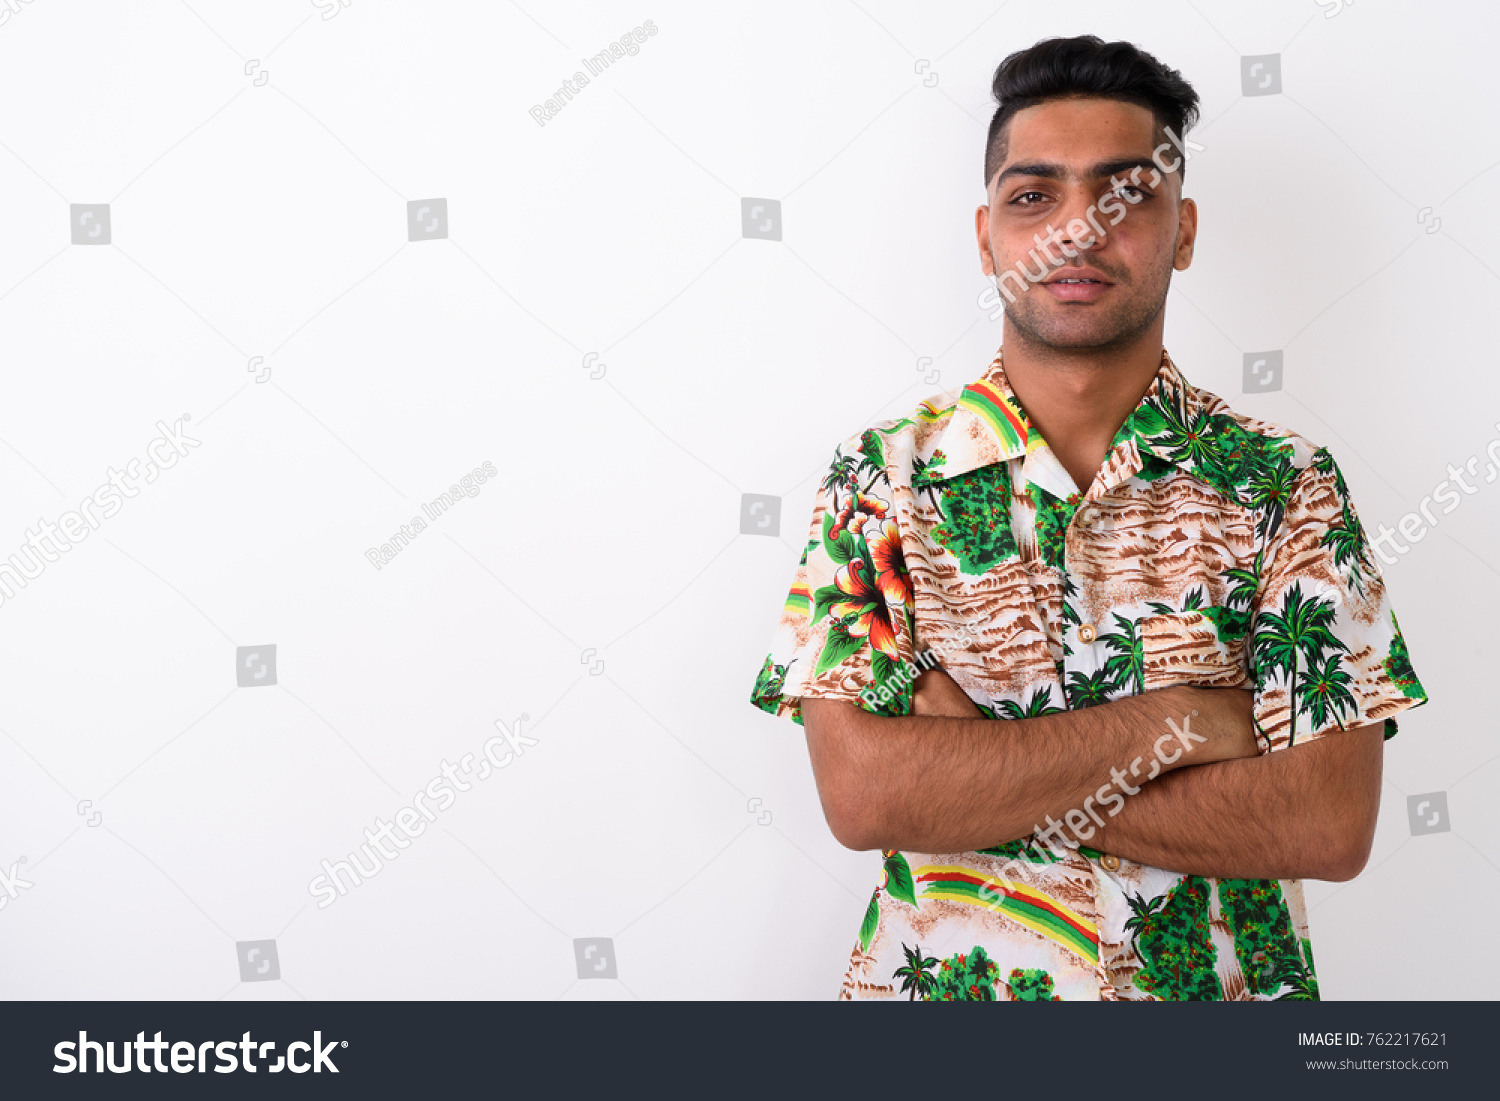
[1066,667,1114,710]
[1131,381,1299,512]
[1321,499,1371,598]
[1146,585,1207,617]
[912,452,947,520]
[858,886,880,952]
[994,685,1065,719]
[1145,584,1248,646]
[1244,447,1299,542]
[1060,575,1082,659]
[855,429,887,493]
[892,943,940,1000]
[1124,879,1222,1000]
[820,453,858,499]
[1128,380,1221,474]
[1298,652,1357,733]
[1310,445,1379,598]
[1100,613,1145,695]
[1206,553,1262,644]
[1253,581,1351,746]
[1270,938,1320,1001]
[1123,891,1166,942]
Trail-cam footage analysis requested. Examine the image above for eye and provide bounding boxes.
[1010,190,1048,205]
[1109,184,1150,201]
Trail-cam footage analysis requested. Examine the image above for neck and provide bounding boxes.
[998,321,1167,494]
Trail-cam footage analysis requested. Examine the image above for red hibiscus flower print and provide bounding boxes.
[829,559,900,660]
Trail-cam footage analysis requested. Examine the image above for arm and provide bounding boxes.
[1058,718,1384,881]
[800,672,1256,853]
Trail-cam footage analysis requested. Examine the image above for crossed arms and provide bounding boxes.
[799,668,1382,881]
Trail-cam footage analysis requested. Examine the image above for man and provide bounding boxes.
[748,35,1427,1001]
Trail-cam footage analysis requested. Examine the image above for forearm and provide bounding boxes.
[1058,725,1384,880]
[808,686,1218,853]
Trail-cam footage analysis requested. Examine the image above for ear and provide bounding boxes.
[1173,196,1198,271]
[975,203,996,277]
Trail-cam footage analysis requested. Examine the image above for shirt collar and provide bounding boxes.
[914,347,1247,504]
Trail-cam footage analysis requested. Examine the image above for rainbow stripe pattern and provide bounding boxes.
[957,379,1029,456]
[915,865,1099,964]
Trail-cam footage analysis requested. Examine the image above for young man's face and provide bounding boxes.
[976,95,1197,351]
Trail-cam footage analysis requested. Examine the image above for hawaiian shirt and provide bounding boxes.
[749,345,1428,1001]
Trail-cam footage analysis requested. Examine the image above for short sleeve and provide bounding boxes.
[1248,448,1429,753]
[749,437,920,726]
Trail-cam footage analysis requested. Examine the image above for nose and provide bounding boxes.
[1050,190,1107,255]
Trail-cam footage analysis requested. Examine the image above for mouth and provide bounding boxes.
[1042,277,1112,301]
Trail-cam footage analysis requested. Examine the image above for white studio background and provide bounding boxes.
[0,0,1493,1001]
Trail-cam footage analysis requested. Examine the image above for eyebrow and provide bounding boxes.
[993,157,1166,191]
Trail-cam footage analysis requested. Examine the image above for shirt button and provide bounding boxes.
[1099,853,1120,872]
[1077,623,1097,644]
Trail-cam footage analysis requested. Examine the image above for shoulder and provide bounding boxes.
[1190,383,1332,477]
[825,383,966,475]
[1187,384,1368,554]
[1194,387,1326,471]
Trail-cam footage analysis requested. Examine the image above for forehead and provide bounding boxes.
[1002,96,1160,166]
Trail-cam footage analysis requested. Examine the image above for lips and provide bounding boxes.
[1042,278,1111,302]
[1042,267,1111,285]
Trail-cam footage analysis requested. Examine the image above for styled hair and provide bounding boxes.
[983,35,1200,187]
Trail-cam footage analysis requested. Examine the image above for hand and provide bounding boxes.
[911,665,983,719]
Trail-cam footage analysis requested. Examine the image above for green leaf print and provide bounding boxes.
[1217,879,1307,998]
[749,655,788,715]
[882,850,918,908]
[856,429,887,492]
[1006,967,1063,1001]
[931,462,1018,575]
[1271,937,1320,1001]
[930,946,1002,1001]
[858,888,880,952]
[975,836,1063,864]
[812,624,864,676]
[1128,383,1296,512]
[993,685,1066,720]
[1033,487,1082,572]
[1384,611,1424,700]
[1125,877,1222,1000]
[821,509,856,567]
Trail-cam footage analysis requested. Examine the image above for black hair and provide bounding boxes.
[983,35,1200,188]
